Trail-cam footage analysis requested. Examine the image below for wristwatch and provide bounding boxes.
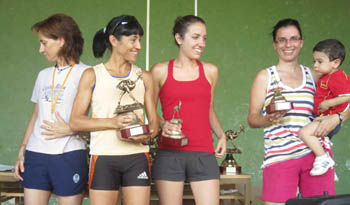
[337,112,344,123]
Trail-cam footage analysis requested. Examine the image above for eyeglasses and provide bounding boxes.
[275,36,302,44]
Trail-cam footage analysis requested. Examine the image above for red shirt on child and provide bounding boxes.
[313,70,350,115]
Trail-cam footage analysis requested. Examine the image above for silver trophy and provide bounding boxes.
[159,101,188,146]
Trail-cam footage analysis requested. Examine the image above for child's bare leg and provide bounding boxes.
[299,121,325,156]
[299,120,335,176]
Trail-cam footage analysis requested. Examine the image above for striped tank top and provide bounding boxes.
[262,65,331,168]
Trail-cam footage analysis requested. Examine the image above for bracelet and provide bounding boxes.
[337,112,344,124]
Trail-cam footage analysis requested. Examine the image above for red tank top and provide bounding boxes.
[158,59,214,153]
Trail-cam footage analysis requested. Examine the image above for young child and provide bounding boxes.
[299,39,350,176]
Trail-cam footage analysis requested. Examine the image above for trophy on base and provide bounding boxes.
[159,101,188,146]
[266,80,294,114]
[115,70,150,141]
[220,125,245,175]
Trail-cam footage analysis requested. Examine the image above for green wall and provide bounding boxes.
[1,0,349,196]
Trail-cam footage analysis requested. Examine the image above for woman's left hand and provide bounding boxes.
[41,112,74,140]
[314,114,339,137]
[129,130,153,144]
[215,136,226,158]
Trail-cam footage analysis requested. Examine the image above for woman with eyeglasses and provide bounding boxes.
[69,15,158,205]
[248,18,348,204]
[151,15,226,205]
[14,13,89,205]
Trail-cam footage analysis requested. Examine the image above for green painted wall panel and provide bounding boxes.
[1,0,349,196]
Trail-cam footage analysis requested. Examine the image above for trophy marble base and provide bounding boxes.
[159,135,188,147]
[220,165,242,175]
[266,101,293,114]
[119,124,150,140]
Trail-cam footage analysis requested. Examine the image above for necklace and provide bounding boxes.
[55,64,71,72]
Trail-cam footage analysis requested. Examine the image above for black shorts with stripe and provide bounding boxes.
[89,153,151,190]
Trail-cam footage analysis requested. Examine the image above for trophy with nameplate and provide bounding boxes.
[115,70,150,141]
[159,101,188,146]
[266,80,294,114]
[220,125,245,175]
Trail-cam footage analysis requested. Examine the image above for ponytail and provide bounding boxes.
[92,28,107,58]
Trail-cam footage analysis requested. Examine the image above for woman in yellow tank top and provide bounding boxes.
[70,15,158,205]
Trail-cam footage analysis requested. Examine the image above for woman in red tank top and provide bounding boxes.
[151,15,226,205]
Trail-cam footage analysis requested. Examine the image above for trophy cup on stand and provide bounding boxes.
[266,80,294,114]
[159,101,188,146]
[220,125,245,175]
[115,71,150,141]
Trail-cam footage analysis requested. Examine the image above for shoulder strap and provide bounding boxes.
[196,60,205,79]
[265,66,276,93]
[167,59,175,80]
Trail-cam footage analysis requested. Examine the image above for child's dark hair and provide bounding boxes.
[272,18,302,42]
[173,15,205,46]
[313,39,346,66]
[32,13,84,64]
[93,15,144,58]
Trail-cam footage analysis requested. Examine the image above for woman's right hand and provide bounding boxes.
[14,145,26,181]
[114,112,137,129]
[161,121,182,137]
[41,112,75,140]
[265,110,288,124]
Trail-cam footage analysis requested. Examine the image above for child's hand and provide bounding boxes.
[318,101,330,112]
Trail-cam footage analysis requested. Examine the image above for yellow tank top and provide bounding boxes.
[90,63,149,155]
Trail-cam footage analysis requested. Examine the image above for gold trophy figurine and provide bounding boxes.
[115,70,150,141]
[266,80,294,114]
[220,125,245,175]
[159,101,188,146]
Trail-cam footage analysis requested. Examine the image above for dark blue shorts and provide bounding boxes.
[20,150,88,196]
